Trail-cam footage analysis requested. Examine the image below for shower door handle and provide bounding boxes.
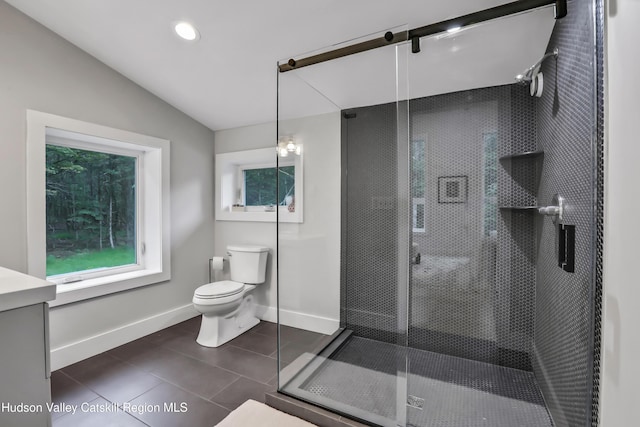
[558,224,575,273]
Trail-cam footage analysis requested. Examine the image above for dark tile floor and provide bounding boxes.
[51,318,327,427]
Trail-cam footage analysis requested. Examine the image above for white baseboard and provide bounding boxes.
[50,304,198,371]
[51,304,338,370]
[257,305,339,335]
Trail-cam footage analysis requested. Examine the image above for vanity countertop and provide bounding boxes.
[0,266,56,312]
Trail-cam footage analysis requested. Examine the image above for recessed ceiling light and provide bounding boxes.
[174,21,199,41]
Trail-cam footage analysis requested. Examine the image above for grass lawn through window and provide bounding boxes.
[46,247,136,277]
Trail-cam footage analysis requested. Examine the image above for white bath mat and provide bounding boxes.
[215,399,317,427]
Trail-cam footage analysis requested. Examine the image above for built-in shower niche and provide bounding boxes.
[498,151,544,210]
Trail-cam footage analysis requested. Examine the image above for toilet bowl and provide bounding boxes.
[193,281,259,347]
[193,245,269,347]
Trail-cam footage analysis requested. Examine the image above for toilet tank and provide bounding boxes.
[227,245,269,284]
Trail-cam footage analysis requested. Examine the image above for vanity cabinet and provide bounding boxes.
[0,268,56,427]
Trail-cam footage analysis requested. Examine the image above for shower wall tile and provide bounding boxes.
[341,86,538,370]
[592,0,605,425]
[533,0,599,425]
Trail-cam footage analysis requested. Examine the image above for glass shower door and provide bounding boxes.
[404,6,560,427]
[276,1,597,425]
[276,27,412,427]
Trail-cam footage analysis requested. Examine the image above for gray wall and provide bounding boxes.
[533,0,598,425]
[0,1,215,362]
[213,113,341,334]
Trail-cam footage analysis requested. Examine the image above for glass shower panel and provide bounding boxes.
[276,2,597,426]
[277,28,410,427]
[404,7,558,427]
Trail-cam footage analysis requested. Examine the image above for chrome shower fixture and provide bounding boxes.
[515,48,559,84]
[515,48,559,98]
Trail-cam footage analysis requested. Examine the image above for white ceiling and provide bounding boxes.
[6,0,556,131]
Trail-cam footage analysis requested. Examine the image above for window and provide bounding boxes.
[45,142,138,279]
[243,165,295,208]
[412,200,425,232]
[216,147,303,222]
[483,132,497,236]
[411,138,426,233]
[27,111,171,306]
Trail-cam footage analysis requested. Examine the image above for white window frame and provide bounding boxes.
[215,147,303,223]
[26,110,171,307]
[45,133,143,281]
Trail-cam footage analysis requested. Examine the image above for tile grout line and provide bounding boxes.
[129,376,233,414]
[206,376,249,411]
[59,352,235,414]
[53,321,306,426]
[57,324,311,402]
[158,343,278,384]
[108,344,278,388]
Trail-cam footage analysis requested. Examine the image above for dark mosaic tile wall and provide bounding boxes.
[339,2,601,423]
[533,0,599,425]
[410,87,538,370]
[341,103,399,344]
[341,86,540,370]
[592,1,605,425]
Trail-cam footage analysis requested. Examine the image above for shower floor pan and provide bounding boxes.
[280,333,553,427]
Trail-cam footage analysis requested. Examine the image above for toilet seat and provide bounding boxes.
[195,280,244,299]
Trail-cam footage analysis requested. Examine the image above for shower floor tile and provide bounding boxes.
[293,336,553,427]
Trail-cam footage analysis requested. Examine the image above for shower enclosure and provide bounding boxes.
[276,1,601,426]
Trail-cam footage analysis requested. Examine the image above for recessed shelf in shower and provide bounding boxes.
[498,206,540,211]
[499,150,544,161]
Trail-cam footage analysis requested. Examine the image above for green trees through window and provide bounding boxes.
[412,139,426,232]
[45,145,136,276]
[244,166,295,206]
[483,132,498,236]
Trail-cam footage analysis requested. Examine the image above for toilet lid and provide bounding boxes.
[195,281,244,299]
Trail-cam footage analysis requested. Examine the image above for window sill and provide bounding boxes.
[216,208,302,223]
[49,268,170,307]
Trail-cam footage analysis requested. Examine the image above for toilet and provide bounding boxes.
[193,245,269,347]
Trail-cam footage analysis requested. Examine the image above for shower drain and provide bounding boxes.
[407,395,425,410]
[307,384,329,396]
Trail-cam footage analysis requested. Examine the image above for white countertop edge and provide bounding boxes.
[0,267,57,312]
